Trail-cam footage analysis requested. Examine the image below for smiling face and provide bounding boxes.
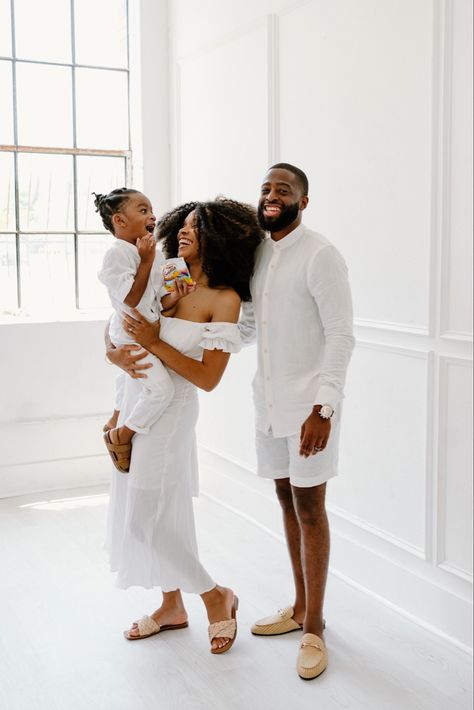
[177,210,200,261]
[112,192,156,240]
[257,168,308,236]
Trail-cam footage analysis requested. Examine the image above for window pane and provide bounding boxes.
[20,234,75,314]
[18,153,74,231]
[14,0,71,63]
[0,0,11,56]
[77,156,126,231]
[0,60,14,143]
[0,235,18,312]
[74,0,127,68]
[75,68,128,149]
[78,234,112,309]
[0,152,15,231]
[16,64,73,147]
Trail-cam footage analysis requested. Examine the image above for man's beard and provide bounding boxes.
[257,201,300,232]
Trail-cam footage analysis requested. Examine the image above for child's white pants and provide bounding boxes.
[112,344,174,435]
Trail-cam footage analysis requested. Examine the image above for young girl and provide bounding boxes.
[95,188,191,472]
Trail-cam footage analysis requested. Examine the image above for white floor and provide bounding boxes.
[0,484,471,710]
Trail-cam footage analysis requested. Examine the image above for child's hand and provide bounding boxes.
[137,233,156,263]
[161,278,197,310]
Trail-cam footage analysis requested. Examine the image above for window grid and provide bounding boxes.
[0,0,131,311]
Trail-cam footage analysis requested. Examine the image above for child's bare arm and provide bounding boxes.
[124,234,155,308]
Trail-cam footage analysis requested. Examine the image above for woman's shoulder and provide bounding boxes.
[209,287,241,322]
[213,286,241,306]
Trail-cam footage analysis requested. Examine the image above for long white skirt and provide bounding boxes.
[105,371,215,594]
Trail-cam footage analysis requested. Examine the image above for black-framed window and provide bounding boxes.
[0,0,131,317]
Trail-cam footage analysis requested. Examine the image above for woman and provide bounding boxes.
[105,198,264,653]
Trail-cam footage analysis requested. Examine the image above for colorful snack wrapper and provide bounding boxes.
[162,257,193,293]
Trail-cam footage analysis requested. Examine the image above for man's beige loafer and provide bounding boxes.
[251,606,303,636]
[297,633,328,680]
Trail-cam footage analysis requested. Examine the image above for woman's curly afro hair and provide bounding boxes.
[157,197,265,301]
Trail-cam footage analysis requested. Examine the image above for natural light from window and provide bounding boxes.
[0,0,130,322]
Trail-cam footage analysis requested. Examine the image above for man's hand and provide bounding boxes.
[136,233,156,264]
[299,408,332,458]
[107,343,152,379]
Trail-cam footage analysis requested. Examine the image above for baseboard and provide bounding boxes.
[198,446,473,654]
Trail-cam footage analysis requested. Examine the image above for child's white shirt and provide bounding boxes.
[98,239,165,346]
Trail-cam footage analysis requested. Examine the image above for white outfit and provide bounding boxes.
[105,317,241,592]
[113,372,126,411]
[239,223,354,486]
[98,241,174,435]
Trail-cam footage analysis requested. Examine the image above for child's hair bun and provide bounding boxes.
[92,192,106,212]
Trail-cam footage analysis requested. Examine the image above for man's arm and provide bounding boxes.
[300,245,355,457]
[237,300,257,346]
[308,245,355,409]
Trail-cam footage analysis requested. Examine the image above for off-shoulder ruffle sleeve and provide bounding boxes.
[199,322,241,353]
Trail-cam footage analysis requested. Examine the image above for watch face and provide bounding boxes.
[320,405,333,419]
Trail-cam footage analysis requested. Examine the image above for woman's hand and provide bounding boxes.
[107,343,152,379]
[123,309,161,351]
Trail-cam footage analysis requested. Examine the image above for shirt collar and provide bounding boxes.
[116,239,138,252]
[267,223,306,251]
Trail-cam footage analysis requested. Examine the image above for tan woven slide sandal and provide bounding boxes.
[124,615,189,641]
[208,596,239,654]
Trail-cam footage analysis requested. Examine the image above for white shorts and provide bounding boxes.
[256,427,338,488]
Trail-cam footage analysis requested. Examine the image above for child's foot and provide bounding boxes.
[109,425,134,446]
[103,409,120,433]
[103,427,132,473]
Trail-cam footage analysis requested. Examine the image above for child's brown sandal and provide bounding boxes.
[103,430,131,473]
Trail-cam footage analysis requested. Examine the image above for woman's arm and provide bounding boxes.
[123,291,241,392]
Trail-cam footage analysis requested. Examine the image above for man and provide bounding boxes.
[239,163,354,680]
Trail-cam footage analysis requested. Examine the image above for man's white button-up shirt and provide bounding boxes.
[241,223,354,438]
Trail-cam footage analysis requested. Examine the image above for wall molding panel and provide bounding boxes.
[199,446,473,653]
[327,503,426,560]
[354,318,430,337]
[435,356,473,580]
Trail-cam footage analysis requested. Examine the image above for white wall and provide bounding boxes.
[169,0,473,651]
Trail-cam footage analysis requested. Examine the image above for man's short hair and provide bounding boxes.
[269,163,309,196]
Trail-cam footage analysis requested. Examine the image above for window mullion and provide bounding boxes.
[10,0,21,309]
[71,0,79,308]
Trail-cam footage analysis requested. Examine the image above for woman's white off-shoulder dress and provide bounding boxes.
[105,317,241,593]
